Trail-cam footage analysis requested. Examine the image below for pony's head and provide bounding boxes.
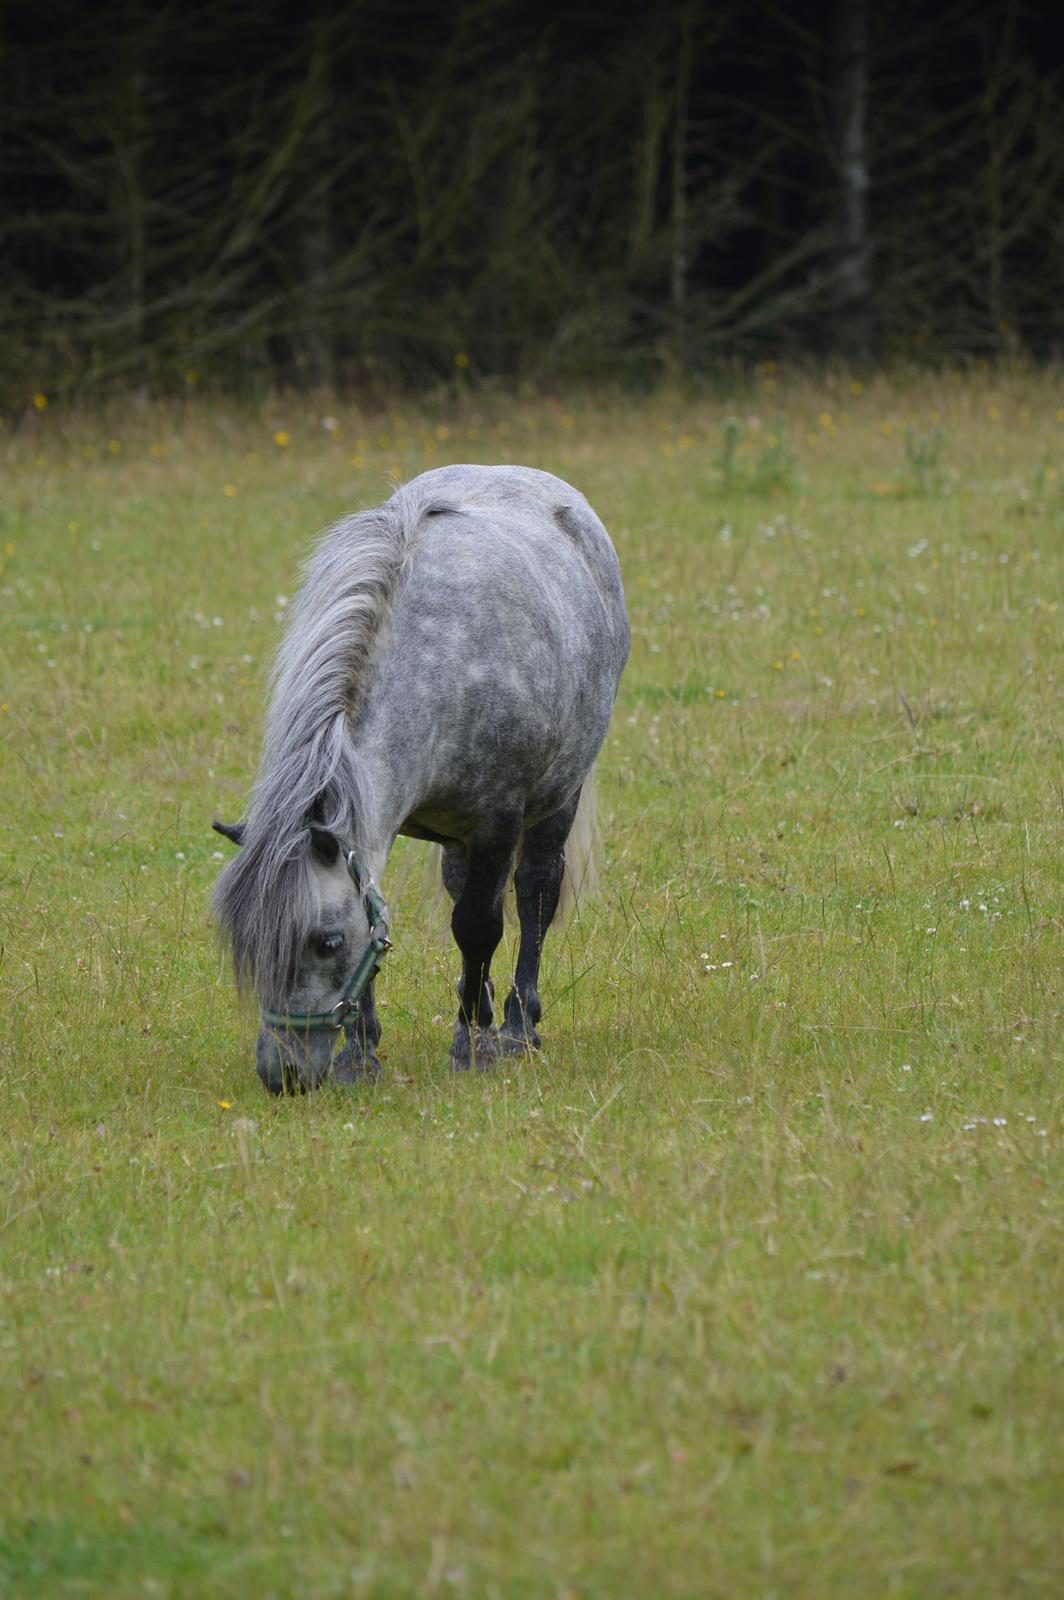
[212,816,382,1093]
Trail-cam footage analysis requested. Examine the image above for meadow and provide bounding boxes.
[1,367,1062,1598]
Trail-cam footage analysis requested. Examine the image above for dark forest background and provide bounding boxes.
[2,0,1062,400]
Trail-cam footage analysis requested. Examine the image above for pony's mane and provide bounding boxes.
[213,480,450,1001]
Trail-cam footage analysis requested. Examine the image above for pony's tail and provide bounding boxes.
[556,766,600,922]
[428,767,600,927]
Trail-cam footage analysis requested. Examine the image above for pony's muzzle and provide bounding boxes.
[255,1028,333,1095]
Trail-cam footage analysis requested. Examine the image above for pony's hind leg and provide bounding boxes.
[448,821,521,1070]
[501,790,581,1054]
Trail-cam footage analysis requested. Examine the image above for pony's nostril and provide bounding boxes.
[256,1032,292,1094]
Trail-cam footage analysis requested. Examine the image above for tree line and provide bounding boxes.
[2,0,1061,400]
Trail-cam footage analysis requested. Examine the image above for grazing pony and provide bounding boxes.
[213,464,629,1092]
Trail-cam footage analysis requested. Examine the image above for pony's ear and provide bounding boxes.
[212,820,246,847]
[309,824,340,865]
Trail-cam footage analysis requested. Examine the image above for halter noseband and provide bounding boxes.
[260,845,392,1035]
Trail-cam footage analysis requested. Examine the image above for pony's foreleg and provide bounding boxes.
[333,978,382,1081]
[449,822,520,1070]
[501,791,581,1053]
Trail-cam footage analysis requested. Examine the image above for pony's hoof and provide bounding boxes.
[499,1028,541,1057]
[332,1057,381,1084]
[332,1037,382,1083]
[450,1023,500,1072]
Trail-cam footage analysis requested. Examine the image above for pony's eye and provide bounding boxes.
[314,931,345,957]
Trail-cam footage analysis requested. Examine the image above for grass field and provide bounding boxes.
[1,368,1062,1598]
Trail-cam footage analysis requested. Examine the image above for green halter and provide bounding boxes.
[260,846,392,1034]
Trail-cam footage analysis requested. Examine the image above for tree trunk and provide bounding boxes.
[111,63,148,385]
[830,0,871,360]
[299,35,334,389]
[669,6,694,372]
[629,57,667,277]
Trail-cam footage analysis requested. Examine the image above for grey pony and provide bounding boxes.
[213,464,629,1093]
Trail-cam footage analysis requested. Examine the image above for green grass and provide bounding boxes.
[1,368,1062,1598]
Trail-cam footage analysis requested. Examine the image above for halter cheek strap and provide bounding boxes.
[260,846,392,1034]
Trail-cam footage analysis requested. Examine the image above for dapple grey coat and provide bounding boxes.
[214,464,629,1090]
